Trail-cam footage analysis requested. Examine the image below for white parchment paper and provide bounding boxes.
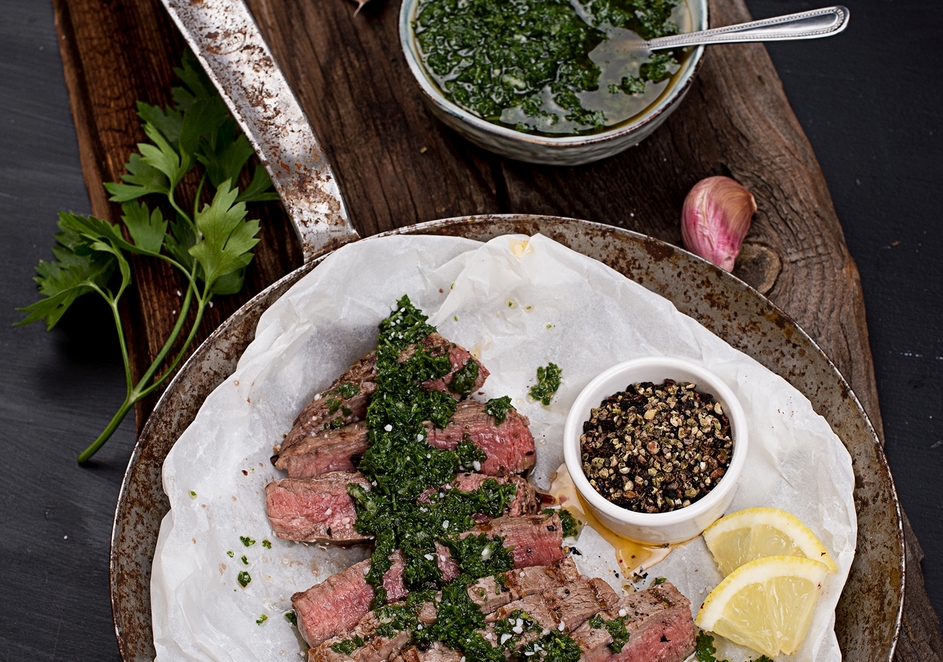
[151,234,856,662]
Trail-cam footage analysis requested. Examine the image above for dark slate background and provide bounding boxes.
[0,0,939,659]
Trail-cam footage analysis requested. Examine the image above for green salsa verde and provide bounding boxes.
[338,296,582,662]
[413,0,690,135]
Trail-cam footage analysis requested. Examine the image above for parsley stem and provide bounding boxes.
[76,282,196,462]
[167,188,192,228]
[133,282,197,396]
[77,398,135,463]
[136,289,208,400]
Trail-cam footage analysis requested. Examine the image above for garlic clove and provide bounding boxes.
[681,176,757,272]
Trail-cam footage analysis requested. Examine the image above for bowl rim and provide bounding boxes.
[398,0,708,146]
[562,356,749,528]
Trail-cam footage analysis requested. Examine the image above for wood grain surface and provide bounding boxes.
[50,0,942,657]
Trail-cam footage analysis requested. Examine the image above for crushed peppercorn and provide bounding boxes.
[580,379,732,514]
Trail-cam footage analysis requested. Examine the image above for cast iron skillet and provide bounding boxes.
[110,216,904,662]
[112,2,904,660]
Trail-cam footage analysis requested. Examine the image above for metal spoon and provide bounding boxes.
[632,5,849,52]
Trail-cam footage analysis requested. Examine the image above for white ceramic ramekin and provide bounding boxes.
[563,357,748,544]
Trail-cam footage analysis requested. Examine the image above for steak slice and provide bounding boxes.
[275,422,371,478]
[267,473,539,543]
[425,401,535,475]
[569,582,696,662]
[294,514,565,647]
[283,352,377,454]
[266,472,371,543]
[281,333,488,455]
[421,473,539,520]
[310,610,413,662]
[467,557,580,613]
[292,554,409,648]
[395,642,463,662]
[276,399,534,480]
[484,577,619,640]
[469,512,565,569]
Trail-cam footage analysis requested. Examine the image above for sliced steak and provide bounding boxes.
[276,399,533,480]
[275,421,371,478]
[425,401,535,475]
[569,582,696,662]
[292,554,408,647]
[310,559,582,662]
[421,473,539,519]
[293,515,565,648]
[395,642,463,662]
[486,577,619,632]
[467,557,580,613]
[266,472,371,543]
[268,473,539,543]
[468,513,565,569]
[281,333,488,455]
[309,611,412,662]
[283,353,378,453]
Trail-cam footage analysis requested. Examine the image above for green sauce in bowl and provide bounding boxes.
[413,0,691,135]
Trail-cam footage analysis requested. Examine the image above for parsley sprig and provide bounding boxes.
[16,53,279,462]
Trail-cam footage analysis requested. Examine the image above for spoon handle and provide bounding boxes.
[647,5,849,50]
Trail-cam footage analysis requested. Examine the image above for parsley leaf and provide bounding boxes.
[17,50,277,462]
[189,179,260,291]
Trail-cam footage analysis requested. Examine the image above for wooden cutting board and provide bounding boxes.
[51,0,942,657]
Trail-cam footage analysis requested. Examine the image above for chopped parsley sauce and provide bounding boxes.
[342,296,580,661]
[484,395,514,424]
[529,363,562,406]
[350,297,517,602]
[589,613,631,652]
[413,0,689,135]
[541,507,580,538]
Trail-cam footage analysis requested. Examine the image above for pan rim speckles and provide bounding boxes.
[109,215,903,662]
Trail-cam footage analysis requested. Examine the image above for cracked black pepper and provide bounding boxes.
[579,379,732,514]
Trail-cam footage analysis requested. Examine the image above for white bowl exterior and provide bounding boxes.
[399,0,707,165]
[563,358,748,544]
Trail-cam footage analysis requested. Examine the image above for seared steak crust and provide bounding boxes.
[275,421,371,478]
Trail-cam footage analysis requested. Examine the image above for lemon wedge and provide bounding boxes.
[702,507,838,576]
[696,555,830,658]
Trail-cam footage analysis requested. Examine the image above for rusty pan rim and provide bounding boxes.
[110,214,903,661]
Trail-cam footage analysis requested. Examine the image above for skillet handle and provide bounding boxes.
[161,0,360,261]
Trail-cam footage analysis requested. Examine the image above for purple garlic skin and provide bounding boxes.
[681,176,757,272]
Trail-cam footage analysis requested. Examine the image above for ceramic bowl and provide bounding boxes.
[563,357,748,544]
[398,0,707,165]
